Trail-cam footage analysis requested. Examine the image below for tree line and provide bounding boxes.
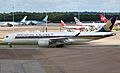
[0,12,120,23]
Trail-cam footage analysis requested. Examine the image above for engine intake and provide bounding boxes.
[38,39,50,47]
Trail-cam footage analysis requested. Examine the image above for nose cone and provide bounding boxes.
[111,32,116,36]
[3,38,10,43]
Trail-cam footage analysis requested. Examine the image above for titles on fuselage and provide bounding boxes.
[15,33,54,39]
[16,33,54,37]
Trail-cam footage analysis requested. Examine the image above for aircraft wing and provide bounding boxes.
[45,32,81,45]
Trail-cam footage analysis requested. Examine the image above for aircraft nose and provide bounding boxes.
[112,32,116,36]
[2,37,10,43]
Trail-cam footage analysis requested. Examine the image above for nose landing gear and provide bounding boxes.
[8,43,12,48]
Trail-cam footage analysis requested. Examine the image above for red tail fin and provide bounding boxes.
[60,20,67,27]
[99,14,108,23]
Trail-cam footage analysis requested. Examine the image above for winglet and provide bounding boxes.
[98,16,117,32]
[75,31,81,36]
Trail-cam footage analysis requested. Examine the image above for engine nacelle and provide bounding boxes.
[64,39,73,44]
[38,39,50,47]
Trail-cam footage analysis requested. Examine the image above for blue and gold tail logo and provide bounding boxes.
[99,16,117,32]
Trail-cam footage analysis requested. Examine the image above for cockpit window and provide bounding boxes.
[6,36,8,38]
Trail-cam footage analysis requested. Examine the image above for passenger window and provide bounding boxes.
[6,36,8,38]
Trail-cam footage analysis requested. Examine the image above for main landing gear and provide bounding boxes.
[56,44,64,48]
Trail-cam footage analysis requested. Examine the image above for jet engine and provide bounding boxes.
[37,39,73,47]
[64,39,73,44]
[38,39,50,47]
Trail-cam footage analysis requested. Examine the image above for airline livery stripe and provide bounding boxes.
[15,34,113,39]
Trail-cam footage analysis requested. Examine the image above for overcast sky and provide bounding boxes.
[0,0,120,13]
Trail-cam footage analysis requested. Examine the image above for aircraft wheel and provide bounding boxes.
[8,43,12,48]
[56,44,64,48]
[9,45,12,48]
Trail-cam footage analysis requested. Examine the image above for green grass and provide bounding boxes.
[113,27,120,31]
[0,43,7,45]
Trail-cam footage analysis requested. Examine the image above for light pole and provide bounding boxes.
[3,12,6,22]
[11,0,15,32]
[45,10,48,32]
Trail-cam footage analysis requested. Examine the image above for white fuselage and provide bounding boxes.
[3,31,115,44]
[2,22,23,26]
[25,20,45,25]
[82,23,105,29]
[115,20,120,24]
[63,23,106,32]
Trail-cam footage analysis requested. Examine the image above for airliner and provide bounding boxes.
[2,16,27,27]
[3,16,117,48]
[60,20,90,32]
[99,14,108,22]
[99,14,120,24]
[24,15,48,25]
[60,17,105,32]
[74,17,105,30]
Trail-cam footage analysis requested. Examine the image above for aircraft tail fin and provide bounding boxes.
[74,17,83,26]
[60,20,67,27]
[42,15,48,22]
[21,16,27,22]
[99,14,108,23]
[98,16,117,32]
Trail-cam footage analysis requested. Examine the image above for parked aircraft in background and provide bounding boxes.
[2,16,27,27]
[74,17,83,26]
[3,16,117,48]
[60,20,91,32]
[99,14,108,22]
[99,14,120,25]
[74,17,93,31]
[60,20,84,32]
[74,17,105,30]
[24,15,48,25]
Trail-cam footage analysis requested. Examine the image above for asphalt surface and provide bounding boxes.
[0,44,120,73]
[0,26,120,73]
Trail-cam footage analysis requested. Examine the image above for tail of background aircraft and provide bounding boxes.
[98,16,117,32]
[60,20,67,27]
[21,16,27,22]
[99,14,108,23]
[74,17,83,26]
[42,15,48,22]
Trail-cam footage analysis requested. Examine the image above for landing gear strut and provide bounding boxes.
[8,43,12,48]
[56,44,64,48]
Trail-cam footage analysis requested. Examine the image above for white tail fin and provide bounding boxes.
[74,17,83,26]
[21,16,27,22]
[42,15,48,22]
